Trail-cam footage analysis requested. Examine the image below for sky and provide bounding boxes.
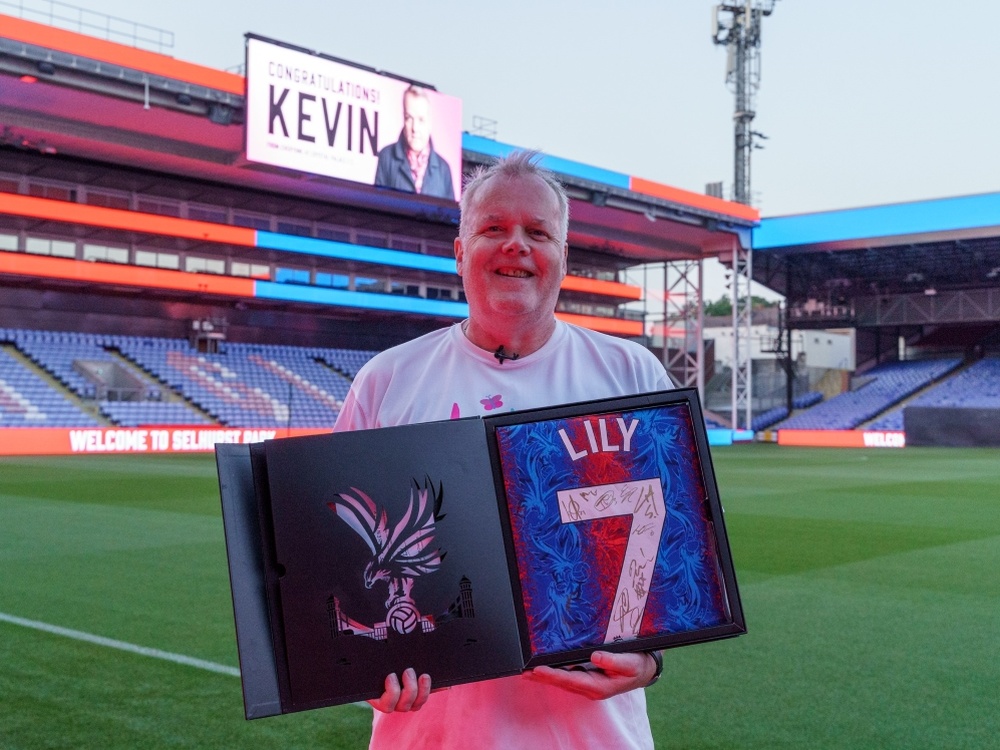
[21,0,1000,299]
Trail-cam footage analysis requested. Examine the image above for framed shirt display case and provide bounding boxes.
[216,387,745,718]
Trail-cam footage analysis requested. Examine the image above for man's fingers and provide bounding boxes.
[395,668,419,711]
[526,651,659,701]
[410,672,433,711]
[590,650,646,678]
[368,672,402,713]
[366,669,434,713]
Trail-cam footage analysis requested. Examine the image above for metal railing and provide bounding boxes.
[1,0,174,54]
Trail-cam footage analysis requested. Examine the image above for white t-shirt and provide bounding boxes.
[335,320,672,429]
[334,320,671,750]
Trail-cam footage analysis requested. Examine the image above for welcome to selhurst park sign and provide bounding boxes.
[0,426,329,455]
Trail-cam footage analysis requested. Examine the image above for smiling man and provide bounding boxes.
[334,151,672,749]
[456,158,566,360]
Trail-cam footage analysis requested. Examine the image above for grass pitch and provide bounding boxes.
[1,445,998,749]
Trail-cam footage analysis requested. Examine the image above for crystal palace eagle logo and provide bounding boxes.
[327,478,447,635]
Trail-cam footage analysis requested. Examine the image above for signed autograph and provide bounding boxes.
[556,478,666,642]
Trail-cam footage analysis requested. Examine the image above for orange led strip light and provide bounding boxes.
[0,193,255,246]
[3,195,646,302]
[0,15,244,95]
[559,275,642,300]
[1,252,647,332]
[0,252,255,296]
[629,177,759,223]
[555,313,643,337]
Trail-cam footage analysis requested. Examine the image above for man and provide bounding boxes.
[335,151,670,749]
[374,86,455,200]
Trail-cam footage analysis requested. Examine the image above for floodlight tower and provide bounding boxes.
[712,0,776,430]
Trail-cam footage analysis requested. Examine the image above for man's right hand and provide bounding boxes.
[368,668,432,713]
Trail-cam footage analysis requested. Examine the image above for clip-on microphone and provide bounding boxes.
[494,345,520,365]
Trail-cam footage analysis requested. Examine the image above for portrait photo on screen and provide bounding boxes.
[373,85,457,200]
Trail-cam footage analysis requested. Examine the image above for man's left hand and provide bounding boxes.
[524,650,659,700]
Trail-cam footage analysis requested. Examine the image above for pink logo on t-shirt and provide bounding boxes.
[450,395,504,418]
[480,394,503,411]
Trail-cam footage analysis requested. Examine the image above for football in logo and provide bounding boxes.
[386,600,420,634]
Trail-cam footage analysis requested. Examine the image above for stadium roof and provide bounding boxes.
[752,192,1000,303]
[0,13,757,268]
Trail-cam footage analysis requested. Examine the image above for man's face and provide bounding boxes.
[455,174,567,325]
[402,93,431,153]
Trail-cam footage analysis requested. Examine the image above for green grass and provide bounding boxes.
[0,455,372,749]
[2,446,999,748]
[647,445,1000,749]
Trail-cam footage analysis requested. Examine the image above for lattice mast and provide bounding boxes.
[712,0,776,429]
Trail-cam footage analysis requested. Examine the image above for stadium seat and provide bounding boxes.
[776,359,961,430]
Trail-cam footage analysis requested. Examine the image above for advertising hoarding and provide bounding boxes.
[0,427,330,456]
[777,430,906,448]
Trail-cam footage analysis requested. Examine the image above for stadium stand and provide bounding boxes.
[319,348,380,379]
[6,10,1000,450]
[0,345,101,427]
[752,407,787,431]
[7,321,1000,438]
[13,329,134,400]
[868,357,1000,430]
[98,401,214,427]
[10,320,1000,437]
[751,391,824,431]
[0,13,761,447]
[0,328,383,429]
[118,339,357,428]
[775,360,961,430]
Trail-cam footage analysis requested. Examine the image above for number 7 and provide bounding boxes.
[556,478,666,643]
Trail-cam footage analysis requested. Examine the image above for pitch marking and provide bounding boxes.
[0,610,240,677]
[0,610,372,709]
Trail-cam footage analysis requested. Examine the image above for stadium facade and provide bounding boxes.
[753,192,1000,447]
[0,13,757,454]
[5,11,998,453]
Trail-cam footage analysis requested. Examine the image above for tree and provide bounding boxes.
[704,295,732,317]
[703,295,777,317]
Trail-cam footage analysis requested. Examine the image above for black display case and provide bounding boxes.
[216,388,745,718]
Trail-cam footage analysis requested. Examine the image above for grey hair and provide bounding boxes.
[459,150,570,243]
